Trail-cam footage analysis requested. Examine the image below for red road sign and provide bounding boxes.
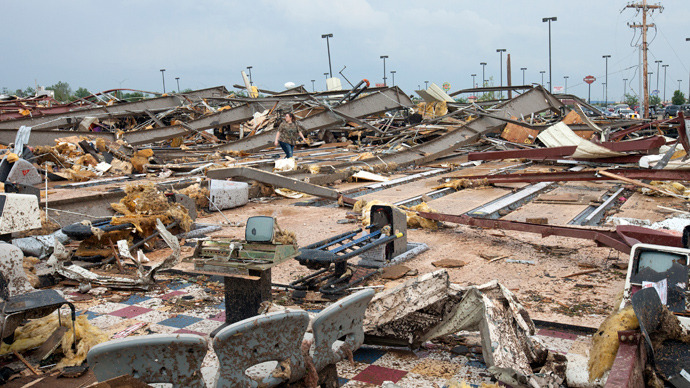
[583,75,596,84]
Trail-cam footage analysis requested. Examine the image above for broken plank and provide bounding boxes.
[562,268,600,279]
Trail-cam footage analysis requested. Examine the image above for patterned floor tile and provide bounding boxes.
[166,281,193,290]
[174,328,206,336]
[144,323,179,335]
[159,290,187,300]
[89,314,126,330]
[135,310,173,324]
[342,380,379,387]
[396,371,447,388]
[353,347,388,364]
[372,349,421,371]
[88,302,129,314]
[121,294,152,305]
[184,319,223,335]
[209,311,226,322]
[109,305,153,319]
[352,365,408,385]
[337,361,370,379]
[78,310,100,320]
[157,314,203,329]
[409,358,460,380]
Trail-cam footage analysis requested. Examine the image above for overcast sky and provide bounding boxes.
[3,0,689,103]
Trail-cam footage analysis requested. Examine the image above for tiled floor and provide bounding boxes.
[69,279,590,387]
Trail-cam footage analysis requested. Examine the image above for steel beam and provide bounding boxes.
[206,166,341,200]
[0,86,228,130]
[467,146,577,161]
[213,87,412,153]
[447,169,690,184]
[598,136,666,152]
[123,103,264,146]
[0,129,115,146]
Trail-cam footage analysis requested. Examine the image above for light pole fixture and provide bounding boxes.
[520,67,527,85]
[540,70,546,86]
[324,72,329,81]
[160,69,166,94]
[311,79,315,92]
[380,55,389,86]
[496,49,506,99]
[542,17,557,92]
[424,81,429,89]
[391,70,396,87]
[602,55,610,107]
[623,78,628,99]
[480,62,487,94]
[471,74,477,88]
[564,75,569,94]
[655,60,662,92]
[175,77,180,93]
[662,64,669,102]
[321,34,334,78]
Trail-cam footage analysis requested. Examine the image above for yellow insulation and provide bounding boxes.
[0,313,108,368]
[588,306,639,381]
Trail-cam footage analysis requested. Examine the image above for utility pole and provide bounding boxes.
[627,0,663,118]
[602,55,611,108]
[662,64,668,102]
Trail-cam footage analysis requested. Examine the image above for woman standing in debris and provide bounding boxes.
[274,112,307,158]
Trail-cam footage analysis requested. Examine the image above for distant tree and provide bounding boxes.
[1,87,9,95]
[649,95,661,106]
[24,86,35,97]
[14,89,24,97]
[47,81,72,102]
[624,93,639,107]
[672,90,686,105]
[477,77,497,102]
[73,87,91,100]
[454,97,469,103]
[122,92,144,102]
[181,88,193,93]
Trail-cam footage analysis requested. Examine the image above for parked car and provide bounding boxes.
[664,104,681,118]
[615,108,639,119]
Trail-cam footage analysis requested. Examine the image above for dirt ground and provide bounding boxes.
[162,194,627,329]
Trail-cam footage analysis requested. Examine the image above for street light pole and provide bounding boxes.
[678,79,682,94]
[175,77,180,93]
[686,38,690,98]
[424,81,429,89]
[662,64,669,102]
[623,78,628,100]
[602,82,606,104]
[564,76,569,94]
[471,74,476,88]
[655,60,662,92]
[321,34,333,78]
[391,70,396,87]
[311,79,315,92]
[542,17,557,92]
[246,66,253,86]
[540,70,545,86]
[380,55,388,86]
[602,55,610,107]
[520,67,527,85]
[160,69,166,94]
[480,62,487,88]
[496,48,506,99]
